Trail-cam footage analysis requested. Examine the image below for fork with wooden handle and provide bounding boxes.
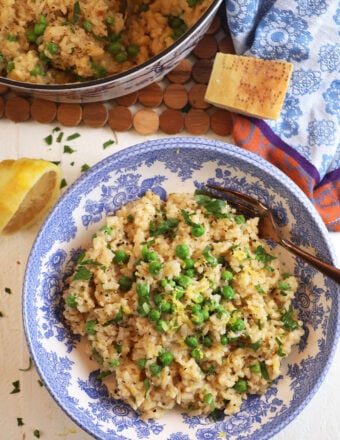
[206,184,340,284]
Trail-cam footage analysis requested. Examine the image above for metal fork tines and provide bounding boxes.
[205,184,340,284]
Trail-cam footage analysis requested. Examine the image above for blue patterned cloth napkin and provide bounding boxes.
[225,0,340,230]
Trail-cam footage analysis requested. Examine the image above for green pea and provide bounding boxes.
[153,293,163,305]
[34,15,47,36]
[221,270,233,281]
[231,318,245,332]
[142,246,158,262]
[220,334,228,345]
[156,319,169,332]
[203,335,213,347]
[174,285,184,300]
[234,379,248,393]
[149,363,162,377]
[85,320,96,335]
[185,269,196,278]
[118,276,133,292]
[191,347,204,361]
[108,41,122,55]
[158,300,172,313]
[46,42,59,54]
[176,274,192,288]
[149,260,162,276]
[137,358,147,369]
[191,224,205,237]
[221,285,235,300]
[175,243,190,259]
[148,309,161,322]
[26,28,37,43]
[136,282,149,298]
[66,294,77,308]
[183,258,195,269]
[113,250,129,264]
[185,335,198,348]
[159,350,174,366]
[191,311,205,326]
[83,19,93,32]
[115,50,128,63]
[126,44,140,58]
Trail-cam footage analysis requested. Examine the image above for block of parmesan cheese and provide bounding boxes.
[205,53,293,120]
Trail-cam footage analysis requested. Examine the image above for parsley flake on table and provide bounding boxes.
[5,287,12,294]
[10,380,20,394]
[33,429,41,438]
[103,139,115,149]
[17,417,24,426]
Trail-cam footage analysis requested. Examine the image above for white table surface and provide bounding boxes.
[0,120,339,440]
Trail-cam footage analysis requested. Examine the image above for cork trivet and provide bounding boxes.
[115,91,138,106]
[206,14,222,35]
[188,84,210,109]
[166,59,192,84]
[218,35,235,54]
[163,84,188,110]
[5,96,30,122]
[0,96,4,118]
[57,103,82,126]
[83,103,108,128]
[108,106,133,131]
[30,99,57,124]
[159,109,184,134]
[138,83,163,107]
[191,59,213,84]
[192,35,218,60]
[210,109,233,136]
[133,109,159,135]
[0,85,8,95]
[185,109,210,135]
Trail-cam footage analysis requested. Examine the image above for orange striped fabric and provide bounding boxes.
[231,114,340,231]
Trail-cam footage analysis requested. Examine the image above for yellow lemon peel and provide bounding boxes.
[0,158,62,234]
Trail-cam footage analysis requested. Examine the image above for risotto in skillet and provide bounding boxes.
[0,0,213,83]
[63,191,303,419]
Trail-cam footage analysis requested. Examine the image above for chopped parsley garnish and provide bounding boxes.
[280,305,300,331]
[17,418,24,426]
[81,164,90,172]
[33,429,41,438]
[255,245,276,264]
[103,139,115,149]
[72,265,92,281]
[5,287,12,294]
[44,134,53,145]
[63,145,76,154]
[66,132,81,141]
[60,178,67,189]
[10,380,20,394]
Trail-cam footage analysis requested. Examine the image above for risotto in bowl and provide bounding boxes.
[23,138,339,439]
[0,0,222,102]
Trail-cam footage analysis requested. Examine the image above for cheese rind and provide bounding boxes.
[204,53,293,120]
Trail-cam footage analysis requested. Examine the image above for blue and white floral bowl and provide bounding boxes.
[23,138,339,440]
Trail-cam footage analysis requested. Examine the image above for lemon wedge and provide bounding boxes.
[0,158,62,234]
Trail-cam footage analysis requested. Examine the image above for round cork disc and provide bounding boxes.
[0,96,4,118]
[108,106,133,131]
[191,59,213,84]
[210,109,233,136]
[138,83,163,107]
[166,59,192,84]
[188,84,209,109]
[206,14,222,35]
[5,96,30,122]
[30,99,57,124]
[159,109,184,134]
[57,103,82,126]
[115,91,138,107]
[133,109,159,135]
[218,35,235,54]
[163,84,188,110]
[83,103,108,128]
[0,85,8,95]
[192,35,218,59]
[185,109,210,135]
